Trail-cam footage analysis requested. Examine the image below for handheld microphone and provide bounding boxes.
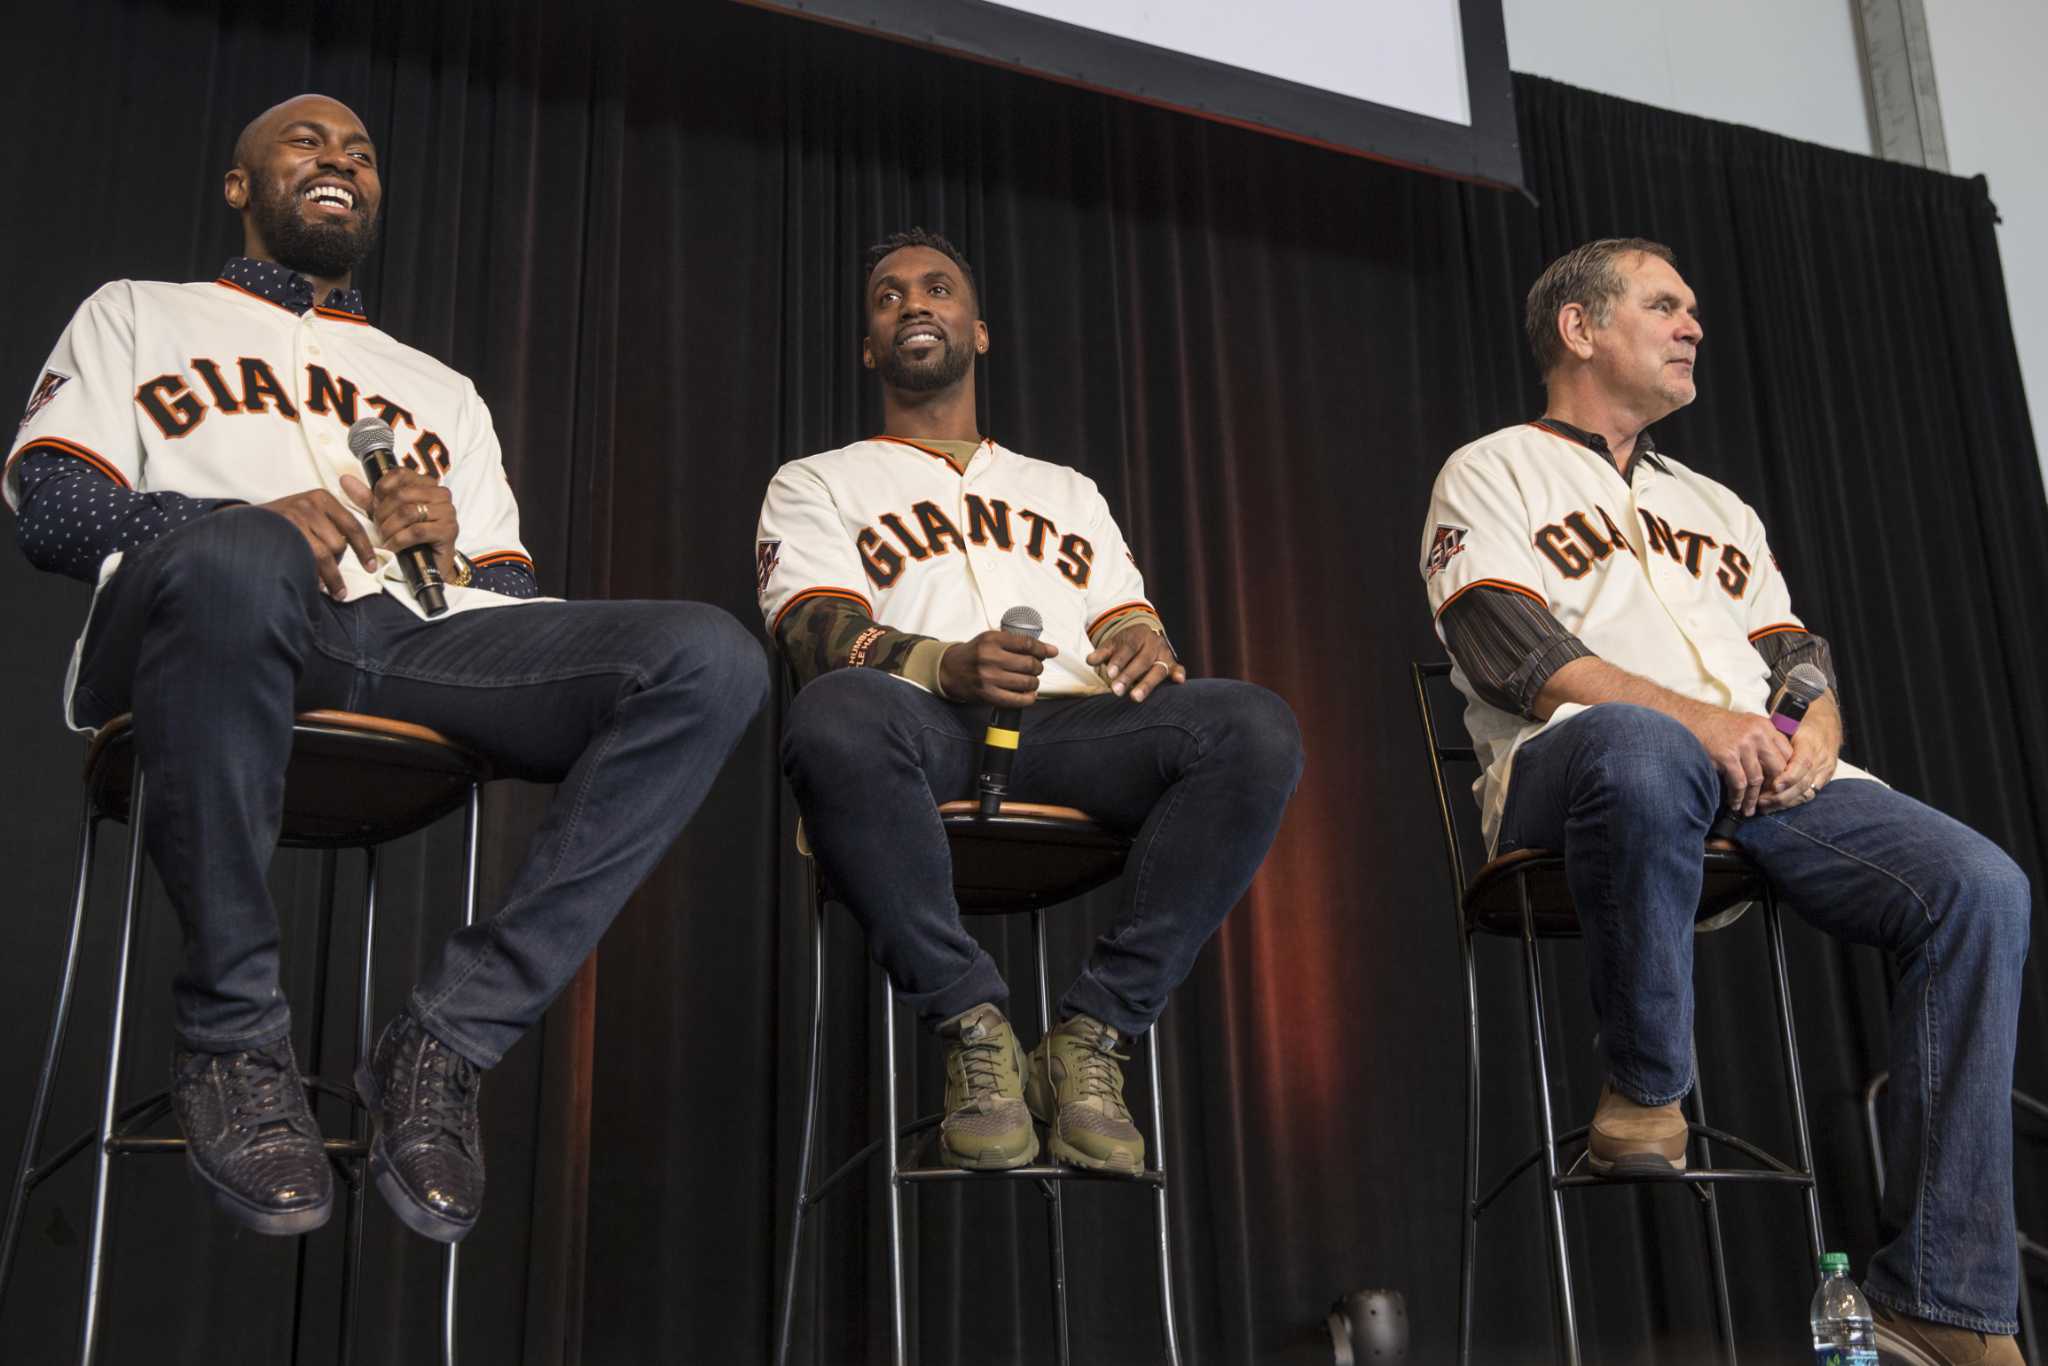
[347,417,447,618]
[1710,662,1829,838]
[976,605,1044,816]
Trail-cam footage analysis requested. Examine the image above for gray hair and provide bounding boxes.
[1524,238,1676,379]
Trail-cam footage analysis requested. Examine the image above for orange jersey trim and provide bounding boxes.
[1087,601,1158,637]
[772,585,876,635]
[1435,577,1549,618]
[873,435,991,472]
[470,550,536,572]
[7,437,131,490]
[313,305,370,325]
[1747,622,1807,642]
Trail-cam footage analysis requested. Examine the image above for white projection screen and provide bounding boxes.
[736,0,1522,190]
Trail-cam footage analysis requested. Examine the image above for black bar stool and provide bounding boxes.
[1412,661,1824,1365]
[0,709,488,1365]
[774,800,1183,1366]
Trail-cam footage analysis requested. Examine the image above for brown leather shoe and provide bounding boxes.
[1586,1083,1688,1177]
[1873,1302,2023,1365]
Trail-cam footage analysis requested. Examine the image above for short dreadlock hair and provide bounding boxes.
[862,227,980,318]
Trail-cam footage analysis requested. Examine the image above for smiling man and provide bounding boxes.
[5,94,765,1244]
[1419,238,2030,1364]
[757,228,1301,1177]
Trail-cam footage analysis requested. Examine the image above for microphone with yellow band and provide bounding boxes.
[976,605,1045,816]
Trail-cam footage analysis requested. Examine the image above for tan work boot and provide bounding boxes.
[936,1003,1037,1170]
[1025,1014,1144,1175]
[1586,1083,1688,1176]
[1874,1302,2024,1365]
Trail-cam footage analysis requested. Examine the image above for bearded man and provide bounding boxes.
[4,94,765,1243]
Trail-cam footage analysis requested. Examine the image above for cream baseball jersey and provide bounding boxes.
[1420,421,1869,846]
[756,436,1155,696]
[7,278,539,724]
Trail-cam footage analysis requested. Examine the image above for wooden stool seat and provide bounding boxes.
[1463,839,1764,938]
[935,800,1129,913]
[84,710,486,848]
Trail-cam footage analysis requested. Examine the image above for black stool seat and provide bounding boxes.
[84,710,486,848]
[1463,840,1763,938]
[935,800,1130,911]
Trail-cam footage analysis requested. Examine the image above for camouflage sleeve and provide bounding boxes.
[776,594,952,694]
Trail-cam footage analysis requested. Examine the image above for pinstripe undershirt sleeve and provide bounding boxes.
[1439,585,1593,719]
[1753,629,1838,695]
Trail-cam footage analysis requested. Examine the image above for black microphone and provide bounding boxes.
[1710,662,1829,838]
[347,416,447,618]
[976,605,1045,816]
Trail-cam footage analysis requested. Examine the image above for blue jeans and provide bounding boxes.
[1497,703,2032,1334]
[71,507,768,1068]
[781,668,1302,1036]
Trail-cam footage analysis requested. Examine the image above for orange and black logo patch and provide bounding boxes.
[1425,523,1467,579]
[756,539,783,595]
[19,369,69,429]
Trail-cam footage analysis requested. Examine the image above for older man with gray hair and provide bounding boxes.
[1418,237,2030,1364]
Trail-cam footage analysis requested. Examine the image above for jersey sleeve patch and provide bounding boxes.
[1425,523,1468,579]
[756,539,783,596]
[19,370,70,429]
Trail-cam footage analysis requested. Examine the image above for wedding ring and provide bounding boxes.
[415,502,430,524]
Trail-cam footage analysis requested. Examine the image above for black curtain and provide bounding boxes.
[0,3,2042,1363]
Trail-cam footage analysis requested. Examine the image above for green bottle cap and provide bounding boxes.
[1820,1252,1849,1274]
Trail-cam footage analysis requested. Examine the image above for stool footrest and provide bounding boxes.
[1475,1121,1813,1217]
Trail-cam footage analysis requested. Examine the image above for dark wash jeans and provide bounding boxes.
[72,506,768,1068]
[1497,702,2032,1334]
[781,668,1303,1037]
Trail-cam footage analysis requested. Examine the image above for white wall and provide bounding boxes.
[1500,0,1873,154]
[1922,0,2048,477]
[1500,0,2048,489]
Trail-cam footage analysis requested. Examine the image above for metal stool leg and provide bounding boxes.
[336,846,380,1366]
[79,769,149,1366]
[1031,910,1073,1366]
[1458,929,1482,1366]
[1519,880,1580,1366]
[441,784,480,1366]
[1761,892,1825,1272]
[776,872,829,1366]
[1686,1039,1736,1365]
[1147,1009,1183,1366]
[0,798,100,1306]
[882,975,907,1366]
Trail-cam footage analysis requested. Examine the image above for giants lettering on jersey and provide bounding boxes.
[856,492,1094,590]
[1534,502,1753,599]
[133,360,450,475]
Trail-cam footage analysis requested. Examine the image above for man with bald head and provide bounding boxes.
[6,95,765,1244]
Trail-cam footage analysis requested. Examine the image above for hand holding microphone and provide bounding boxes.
[347,417,453,617]
[1709,662,1831,837]
[960,606,1050,816]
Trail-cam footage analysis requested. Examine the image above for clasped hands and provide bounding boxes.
[260,467,458,597]
[939,625,1185,707]
[1689,694,1841,817]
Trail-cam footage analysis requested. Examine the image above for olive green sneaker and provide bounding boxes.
[1025,1014,1144,1175]
[936,1003,1038,1170]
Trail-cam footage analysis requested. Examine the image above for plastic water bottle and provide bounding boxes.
[1810,1252,1878,1365]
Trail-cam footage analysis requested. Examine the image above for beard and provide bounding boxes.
[246,167,379,280]
[873,332,976,393]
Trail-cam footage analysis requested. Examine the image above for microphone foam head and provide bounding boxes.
[1784,662,1829,704]
[999,605,1045,640]
[347,416,395,459]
